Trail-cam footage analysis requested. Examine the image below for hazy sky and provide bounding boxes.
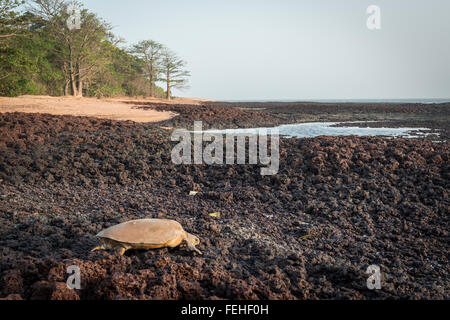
[80,0,450,100]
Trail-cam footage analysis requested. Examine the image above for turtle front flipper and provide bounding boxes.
[91,245,105,253]
[187,243,202,255]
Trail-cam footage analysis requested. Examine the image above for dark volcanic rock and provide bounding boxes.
[0,111,448,300]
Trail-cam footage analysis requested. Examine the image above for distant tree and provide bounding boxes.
[0,0,190,99]
[159,49,190,100]
[130,40,163,98]
[30,0,111,96]
[0,1,64,92]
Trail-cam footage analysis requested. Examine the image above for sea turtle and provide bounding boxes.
[91,219,202,256]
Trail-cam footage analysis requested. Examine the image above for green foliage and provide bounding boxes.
[0,0,25,39]
[0,0,187,99]
[87,41,165,98]
[0,29,65,96]
[88,83,123,98]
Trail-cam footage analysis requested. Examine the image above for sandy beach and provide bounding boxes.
[0,96,208,123]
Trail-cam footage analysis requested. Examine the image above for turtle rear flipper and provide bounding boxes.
[117,246,129,256]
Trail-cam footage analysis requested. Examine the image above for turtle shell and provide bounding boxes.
[96,219,185,245]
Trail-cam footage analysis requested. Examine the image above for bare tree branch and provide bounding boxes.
[159,48,191,100]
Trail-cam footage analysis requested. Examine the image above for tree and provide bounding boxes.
[1,1,64,93]
[0,29,65,96]
[0,1,192,99]
[159,49,190,100]
[30,0,111,96]
[130,40,163,98]
[0,0,25,41]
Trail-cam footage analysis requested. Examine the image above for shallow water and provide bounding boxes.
[206,122,434,139]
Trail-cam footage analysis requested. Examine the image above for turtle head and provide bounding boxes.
[184,232,202,255]
[186,233,200,246]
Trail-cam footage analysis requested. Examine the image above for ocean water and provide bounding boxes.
[224,99,450,104]
[206,122,434,139]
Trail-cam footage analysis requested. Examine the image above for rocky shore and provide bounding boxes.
[0,101,448,300]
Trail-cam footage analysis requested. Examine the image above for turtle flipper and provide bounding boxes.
[117,246,130,256]
[91,245,105,253]
[186,241,202,255]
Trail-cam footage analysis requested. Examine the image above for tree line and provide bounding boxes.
[0,0,190,99]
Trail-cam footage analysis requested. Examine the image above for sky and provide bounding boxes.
[80,0,450,101]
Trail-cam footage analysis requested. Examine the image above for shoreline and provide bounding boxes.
[0,97,448,300]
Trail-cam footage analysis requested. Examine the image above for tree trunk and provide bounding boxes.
[149,64,154,97]
[77,79,83,97]
[70,71,77,96]
[166,72,171,100]
[64,79,70,96]
[69,46,77,96]
[76,60,83,97]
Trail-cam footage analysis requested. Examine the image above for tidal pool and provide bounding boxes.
[206,122,434,139]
